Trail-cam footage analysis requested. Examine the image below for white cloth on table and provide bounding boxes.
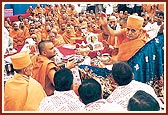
[78,56,91,66]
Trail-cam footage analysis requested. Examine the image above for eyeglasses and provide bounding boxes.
[127,28,137,33]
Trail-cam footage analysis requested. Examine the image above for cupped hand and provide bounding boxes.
[99,12,108,26]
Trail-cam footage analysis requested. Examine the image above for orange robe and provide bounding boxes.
[27,32,41,44]
[62,28,76,44]
[72,17,79,26]
[33,7,44,15]
[66,9,78,15]
[21,26,29,39]
[92,29,102,34]
[52,34,65,47]
[31,55,60,96]
[157,4,164,12]
[142,4,156,18]
[58,29,65,36]
[24,23,30,28]
[107,36,116,46]
[4,74,46,111]
[44,6,50,15]
[75,29,82,37]
[58,18,67,25]
[9,29,25,47]
[98,32,106,42]
[87,26,93,32]
[41,30,50,41]
[34,30,42,43]
[98,33,116,46]
[112,28,148,62]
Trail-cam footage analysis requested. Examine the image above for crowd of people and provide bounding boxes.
[3,3,165,112]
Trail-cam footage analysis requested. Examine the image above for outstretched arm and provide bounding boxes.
[100,12,122,36]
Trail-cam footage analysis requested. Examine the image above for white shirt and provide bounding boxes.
[126,4,135,8]
[106,80,164,109]
[104,4,113,15]
[149,22,163,40]
[143,22,153,40]
[3,27,10,55]
[84,99,124,112]
[74,4,82,13]
[38,90,85,112]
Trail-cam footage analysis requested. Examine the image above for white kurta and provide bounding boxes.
[84,99,124,112]
[106,80,164,109]
[38,90,85,112]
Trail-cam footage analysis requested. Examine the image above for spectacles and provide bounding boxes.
[127,28,137,33]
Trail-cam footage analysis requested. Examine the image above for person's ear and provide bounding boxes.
[140,29,143,33]
[132,73,134,79]
[78,96,83,103]
[23,67,28,75]
[72,84,80,96]
[111,75,116,83]
[101,88,103,99]
[41,51,46,56]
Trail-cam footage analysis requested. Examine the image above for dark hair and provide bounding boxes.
[78,78,102,105]
[99,25,103,30]
[54,68,73,91]
[158,11,164,19]
[119,17,127,22]
[127,90,160,111]
[18,15,23,21]
[111,62,132,86]
[38,40,52,54]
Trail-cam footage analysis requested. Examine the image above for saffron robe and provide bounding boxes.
[31,55,60,96]
[4,74,46,111]
[112,28,148,62]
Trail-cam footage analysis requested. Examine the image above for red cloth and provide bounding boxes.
[57,46,75,56]
[5,13,30,22]
[88,47,112,59]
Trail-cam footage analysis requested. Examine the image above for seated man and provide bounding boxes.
[49,29,65,47]
[127,90,160,111]
[100,13,149,62]
[78,78,123,112]
[4,52,46,111]
[106,62,164,110]
[9,23,25,49]
[38,68,85,111]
